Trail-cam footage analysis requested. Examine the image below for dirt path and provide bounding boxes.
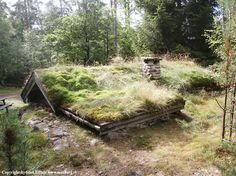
[0,88,24,108]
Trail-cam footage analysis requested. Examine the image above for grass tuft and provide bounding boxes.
[160,60,221,91]
[134,135,153,150]
[30,132,48,149]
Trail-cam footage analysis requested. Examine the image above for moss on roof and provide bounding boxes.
[36,60,217,124]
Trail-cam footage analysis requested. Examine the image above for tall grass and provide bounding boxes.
[160,60,221,91]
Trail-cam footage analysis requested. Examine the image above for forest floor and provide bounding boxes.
[0,88,235,176]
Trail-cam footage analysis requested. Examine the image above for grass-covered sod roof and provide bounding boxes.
[36,60,218,124]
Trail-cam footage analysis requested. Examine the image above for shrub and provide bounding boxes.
[0,111,32,171]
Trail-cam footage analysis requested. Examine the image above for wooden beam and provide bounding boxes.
[173,111,193,122]
[60,103,185,135]
[61,108,101,131]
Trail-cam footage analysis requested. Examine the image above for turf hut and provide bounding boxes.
[21,62,185,135]
[21,72,55,113]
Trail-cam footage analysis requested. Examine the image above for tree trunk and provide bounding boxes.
[113,0,118,56]
[124,0,131,28]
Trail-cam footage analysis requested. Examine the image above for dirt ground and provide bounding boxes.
[0,88,234,176]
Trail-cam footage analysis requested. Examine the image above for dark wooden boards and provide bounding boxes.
[21,72,56,113]
[61,108,101,131]
[0,97,6,102]
[0,103,13,110]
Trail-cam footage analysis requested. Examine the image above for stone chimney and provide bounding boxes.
[143,57,161,80]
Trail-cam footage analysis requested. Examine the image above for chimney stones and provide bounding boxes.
[143,57,161,80]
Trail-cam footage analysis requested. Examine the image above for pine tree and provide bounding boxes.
[136,0,217,59]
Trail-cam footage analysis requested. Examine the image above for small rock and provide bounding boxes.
[69,153,78,160]
[49,113,56,118]
[53,138,69,151]
[137,124,148,129]
[53,120,60,124]
[63,132,69,136]
[51,128,64,137]
[42,127,50,133]
[31,126,39,132]
[42,119,49,124]
[35,122,48,130]
[27,119,41,127]
[90,139,99,146]
[106,131,125,140]
[128,170,143,176]
[56,164,64,168]
[48,122,53,127]
[50,137,60,141]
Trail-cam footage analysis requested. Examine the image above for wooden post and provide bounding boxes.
[229,77,236,142]
[222,86,228,141]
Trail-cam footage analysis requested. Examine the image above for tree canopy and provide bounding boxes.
[0,0,231,86]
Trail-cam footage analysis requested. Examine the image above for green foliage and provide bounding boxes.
[0,1,24,85]
[23,30,53,69]
[119,27,137,60]
[0,0,52,86]
[136,0,217,59]
[0,111,32,171]
[205,0,236,70]
[45,1,114,65]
